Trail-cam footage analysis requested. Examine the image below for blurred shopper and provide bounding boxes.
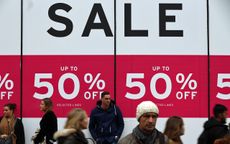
[0,103,25,144]
[32,98,57,144]
[89,91,124,144]
[164,116,184,144]
[214,134,230,144]
[54,108,88,144]
[118,101,169,144]
[198,104,229,144]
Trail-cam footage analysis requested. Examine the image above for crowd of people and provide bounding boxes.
[0,91,229,144]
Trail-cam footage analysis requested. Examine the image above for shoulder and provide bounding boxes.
[155,129,164,136]
[15,118,22,123]
[54,129,76,140]
[90,107,101,115]
[57,135,77,144]
[45,110,57,118]
[155,129,168,143]
[114,105,122,111]
[118,134,134,144]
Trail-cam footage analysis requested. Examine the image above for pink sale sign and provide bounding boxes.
[22,55,114,117]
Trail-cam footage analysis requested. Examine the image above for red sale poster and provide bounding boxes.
[0,56,21,116]
[116,55,208,117]
[210,57,230,115]
[22,55,114,117]
[0,0,21,116]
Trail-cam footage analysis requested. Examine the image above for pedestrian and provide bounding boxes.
[198,104,229,144]
[164,116,184,144]
[118,101,169,144]
[32,98,58,144]
[214,134,230,144]
[0,103,25,144]
[89,91,124,144]
[53,108,89,144]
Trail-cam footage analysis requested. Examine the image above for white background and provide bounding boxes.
[117,0,207,55]
[210,0,230,55]
[0,0,21,55]
[23,0,114,55]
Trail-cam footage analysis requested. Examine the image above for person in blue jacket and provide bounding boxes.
[89,91,124,144]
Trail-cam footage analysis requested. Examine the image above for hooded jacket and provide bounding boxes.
[89,100,124,144]
[198,117,229,144]
[54,129,88,144]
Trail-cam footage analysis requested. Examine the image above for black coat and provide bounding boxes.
[198,117,229,144]
[55,129,88,144]
[34,110,57,144]
[14,118,25,144]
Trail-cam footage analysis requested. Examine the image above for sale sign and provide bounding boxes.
[116,55,208,117]
[210,56,230,111]
[0,0,21,116]
[22,56,114,117]
[0,56,20,113]
[22,1,114,117]
[209,0,230,116]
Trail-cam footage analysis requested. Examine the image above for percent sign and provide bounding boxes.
[0,73,14,90]
[84,73,105,90]
[176,73,197,90]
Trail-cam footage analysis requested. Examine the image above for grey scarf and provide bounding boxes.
[132,126,158,144]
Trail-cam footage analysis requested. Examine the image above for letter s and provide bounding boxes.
[47,3,73,37]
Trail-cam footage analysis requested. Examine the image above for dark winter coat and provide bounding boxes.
[14,118,25,144]
[34,110,57,144]
[54,129,88,144]
[198,117,229,144]
[89,100,124,144]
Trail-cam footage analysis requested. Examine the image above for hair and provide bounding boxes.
[64,108,87,131]
[164,116,184,144]
[213,104,227,118]
[101,91,110,98]
[4,103,16,113]
[42,98,53,110]
[214,134,230,144]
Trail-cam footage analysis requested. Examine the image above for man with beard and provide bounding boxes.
[198,104,229,144]
[118,101,169,144]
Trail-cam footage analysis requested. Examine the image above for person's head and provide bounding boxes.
[3,103,16,118]
[101,91,111,109]
[64,108,88,131]
[164,116,184,142]
[136,101,159,134]
[213,104,228,124]
[40,98,53,112]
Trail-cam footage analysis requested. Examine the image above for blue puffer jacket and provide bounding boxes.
[89,100,124,144]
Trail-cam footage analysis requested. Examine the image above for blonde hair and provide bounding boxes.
[64,108,87,131]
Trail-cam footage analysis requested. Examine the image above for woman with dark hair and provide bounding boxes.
[164,116,184,144]
[33,98,57,144]
[0,103,25,144]
[53,108,88,144]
